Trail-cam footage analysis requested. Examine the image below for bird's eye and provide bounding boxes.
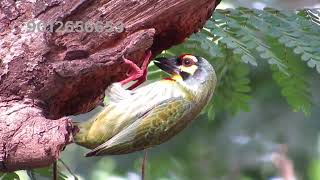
[182,58,194,67]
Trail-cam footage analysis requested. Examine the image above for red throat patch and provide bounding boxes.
[163,77,175,81]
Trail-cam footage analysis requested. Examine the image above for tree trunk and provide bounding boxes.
[0,0,221,172]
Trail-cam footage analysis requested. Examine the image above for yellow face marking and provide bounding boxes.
[180,65,198,75]
[172,74,183,81]
[179,55,198,75]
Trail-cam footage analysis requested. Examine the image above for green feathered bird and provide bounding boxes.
[74,54,217,156]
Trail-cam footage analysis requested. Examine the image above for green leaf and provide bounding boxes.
[30,167,68,180]
[241,54,257,66]
[151,7,319,117]
[0,172,20,180]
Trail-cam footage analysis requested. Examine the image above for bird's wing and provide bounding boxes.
[85,97,192,156]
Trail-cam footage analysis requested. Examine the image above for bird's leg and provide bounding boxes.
[141,150,148,180]
[119,51,152,90]
[119,59,143,85]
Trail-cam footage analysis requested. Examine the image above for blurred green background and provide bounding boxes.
[220,0,320,9]
[16,1,320,180]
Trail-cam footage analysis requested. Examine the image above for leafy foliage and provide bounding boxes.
[150,7,320,118]
[0,165,71,180]
[28,167,68,180]
[0,172,20,180]
[2,7,320,180]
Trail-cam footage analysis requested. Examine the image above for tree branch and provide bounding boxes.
[0,0,221,171]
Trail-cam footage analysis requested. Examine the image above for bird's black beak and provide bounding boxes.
[154,57,180,75]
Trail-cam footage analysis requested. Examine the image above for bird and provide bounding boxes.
[73,52,217,157]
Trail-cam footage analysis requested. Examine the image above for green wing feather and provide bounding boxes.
[86,97,192,156]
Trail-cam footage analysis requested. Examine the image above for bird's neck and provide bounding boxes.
[162,73,215,103]
[179,73,216,105]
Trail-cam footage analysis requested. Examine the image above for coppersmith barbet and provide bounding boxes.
[74,53,217,156]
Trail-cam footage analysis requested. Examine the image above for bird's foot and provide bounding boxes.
[119,50,152,90]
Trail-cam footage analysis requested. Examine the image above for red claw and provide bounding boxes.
[119,51,152,90]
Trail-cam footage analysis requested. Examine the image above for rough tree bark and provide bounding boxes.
[0,0,221,172]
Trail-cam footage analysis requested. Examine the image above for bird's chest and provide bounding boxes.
[103,82,187,138]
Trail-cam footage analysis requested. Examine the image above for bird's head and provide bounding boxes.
[154,54,216,86]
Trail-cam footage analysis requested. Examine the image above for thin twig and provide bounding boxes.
[141,150,148,180]
[58,159,79,180]
[53,161,57,180]
[26,170,37,180]
[272,145,297,180]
